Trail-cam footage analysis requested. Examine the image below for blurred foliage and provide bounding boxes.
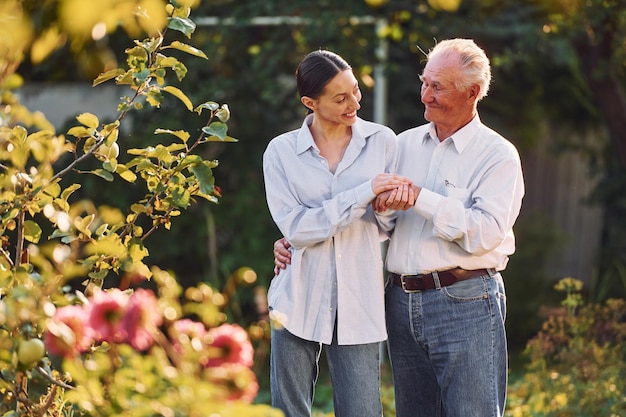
[503,213,568,347]
[0,0,279,415]
[506,278,626,416]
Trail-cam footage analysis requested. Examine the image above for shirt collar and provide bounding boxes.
[295,114,372,155]
[425,114,482,153]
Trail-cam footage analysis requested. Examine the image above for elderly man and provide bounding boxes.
[273,38,524,417]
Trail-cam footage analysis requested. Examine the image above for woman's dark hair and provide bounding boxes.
[295,50,351,100]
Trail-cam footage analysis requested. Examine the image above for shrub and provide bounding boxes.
[506,278,626,417]
[0,1,278,415]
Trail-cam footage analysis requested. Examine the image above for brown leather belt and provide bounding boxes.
[390,268,489,292]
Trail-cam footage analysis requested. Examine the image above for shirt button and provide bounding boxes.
[337,254,342,259]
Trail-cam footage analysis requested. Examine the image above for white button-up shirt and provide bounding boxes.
[379,115,524,274]
[263,115,398,345]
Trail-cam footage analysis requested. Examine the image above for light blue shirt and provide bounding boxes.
[263,115,398,345]
[378,115,525,274]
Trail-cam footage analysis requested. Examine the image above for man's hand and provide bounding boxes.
[273,237,292,275]
[374,184,418,212]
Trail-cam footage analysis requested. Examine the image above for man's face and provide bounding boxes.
[419,53,473,128]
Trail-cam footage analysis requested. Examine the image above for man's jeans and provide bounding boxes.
[270,327,383,417]
[385,272,507,417]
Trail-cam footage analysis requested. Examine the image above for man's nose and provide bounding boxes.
[421,85,432,102]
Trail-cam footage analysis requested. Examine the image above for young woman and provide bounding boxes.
[262,50,411,417]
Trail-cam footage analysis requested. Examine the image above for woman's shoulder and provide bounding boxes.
[354,117,396,139]
[266,128,300,150]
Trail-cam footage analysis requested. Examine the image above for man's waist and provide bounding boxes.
[389,267,493,292]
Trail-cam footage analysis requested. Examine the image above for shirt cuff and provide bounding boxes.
[413,188,442,220]
[354,180,377,207]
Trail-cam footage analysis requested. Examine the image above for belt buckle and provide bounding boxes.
[400,274,421,293]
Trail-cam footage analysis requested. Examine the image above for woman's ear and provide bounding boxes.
[301,96,316,112]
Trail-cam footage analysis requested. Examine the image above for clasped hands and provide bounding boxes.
[272,173,418,274]
[371,173,418,213]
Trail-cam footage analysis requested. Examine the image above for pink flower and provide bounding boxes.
[122,289,163,351]
[170,318,207,353]
[204,363,259,403]
[88,288,129,344]
[44,305,94,357]
[204,323,254,368]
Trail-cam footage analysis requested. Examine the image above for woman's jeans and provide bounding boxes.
[385,272,507,417]
[270,326,383,417]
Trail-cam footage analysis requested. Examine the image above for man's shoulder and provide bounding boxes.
[476,124,522,161]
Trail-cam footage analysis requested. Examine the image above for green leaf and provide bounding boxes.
[93,68,125,87]
[177,154,201,171]
[190,163,215,195]
[88,269,109,280]
[194,101,219,114]
[201,122,228,140]
[146,90,164,107]
[89,169,115,182]
[166,41,208,59]
[23,220,42,243]
[171,186,191,207]
[163,86,193,111]
[167,16,196,38]
[135,68,150,82]
[215,105,230,122]
[103,159,118,172]
[203,135,238,143]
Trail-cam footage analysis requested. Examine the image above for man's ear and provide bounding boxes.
[468,84,480,101]
[301,96,316,112]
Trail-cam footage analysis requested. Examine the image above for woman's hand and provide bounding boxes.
[371,173,412,195]
[273,237,292,275]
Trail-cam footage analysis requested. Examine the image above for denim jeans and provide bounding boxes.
[385,272,507,417]
[270,326,383,417]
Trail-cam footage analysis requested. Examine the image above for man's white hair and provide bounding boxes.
[428,38,492,101]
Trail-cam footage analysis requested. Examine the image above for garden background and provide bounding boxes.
[1,0,625,415]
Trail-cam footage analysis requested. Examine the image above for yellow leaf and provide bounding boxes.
[167,41,208,59]
[154,128,190,143]
[163,85,193,111]
[76,113,99,129]
[74,214,95,237]
[30,25,66,64]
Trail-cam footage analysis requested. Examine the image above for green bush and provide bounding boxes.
[506,278,626,417]
[0,1,278,415]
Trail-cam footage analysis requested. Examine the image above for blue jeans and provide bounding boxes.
[270,326,383,417]
[385,272,507,417]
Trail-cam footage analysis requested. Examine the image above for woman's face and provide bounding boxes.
[306,69,362,126]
